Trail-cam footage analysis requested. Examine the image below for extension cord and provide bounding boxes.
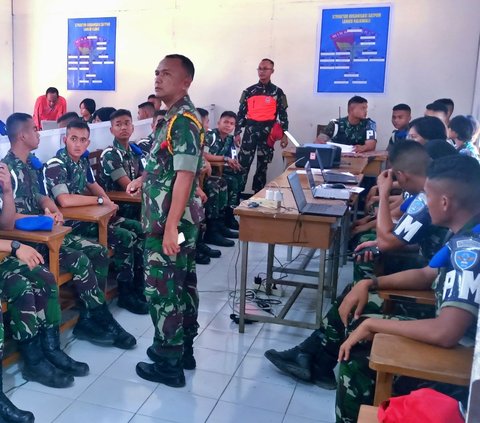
[254,283,284,297]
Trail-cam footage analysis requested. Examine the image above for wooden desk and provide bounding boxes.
[106,191,141,204]
[357,405,378,422]
[370,333,472,405]
[59,203,117,247]
[235,169,345,332]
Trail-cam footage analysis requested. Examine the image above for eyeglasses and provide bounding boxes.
[257,67,273,71]
[68,136,89,144]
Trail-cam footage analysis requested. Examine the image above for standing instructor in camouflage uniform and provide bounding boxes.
[128,54,203,388]
[235,58,289,193]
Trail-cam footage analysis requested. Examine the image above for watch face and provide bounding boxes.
[12,241,21,249]
[97,197,104,205]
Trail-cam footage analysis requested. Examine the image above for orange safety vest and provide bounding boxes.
[246,95,277,121]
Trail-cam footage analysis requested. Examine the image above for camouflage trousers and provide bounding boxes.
[223,169,243,207]
[59,233,107,309]
[117,202,141,221]
[238,123,274,193]
[72,215,145,286]
[353,232,377,281]
[144,222,199,358]
[0,257,61,343]
[203,175,228,220]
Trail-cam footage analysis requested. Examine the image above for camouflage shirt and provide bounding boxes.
[1,150,46,215]
[99,139,145,191]
[204,129,235,157]
[457,141,480,162]
[142,95,204,234]
[324,116,377,146]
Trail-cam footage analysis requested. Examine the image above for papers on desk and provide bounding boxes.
[296,169,356,177]
[327,142,354,153]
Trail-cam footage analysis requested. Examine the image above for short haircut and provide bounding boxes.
[57,112,80,125]
[424,139,458,159]
[220,111,237,121]
[165,54,195,79]
[261,58,274,67]
[348,96,368,106]
[409,116,447,141]
[6,112,32,143]
[66,120,90,135]
[426,101,448,115]
[448,115,474,141]
[92,107,116,122]
[148,94,157,100]
[138,101,155,111]
[392,103,411,113]
[79,98,96,114]
[435,98,454,110]
[427,154,480,212]
[46,87,59,96]
[154,110,167,118]
[110,109,132,122]
[196,108,209,118]
[389,140,431,176]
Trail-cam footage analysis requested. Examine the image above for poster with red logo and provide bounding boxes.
[67,17,117,91]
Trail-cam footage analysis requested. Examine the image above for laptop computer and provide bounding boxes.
[316,153,357,184]
[41,120,58,130]
[304,162,350,200]
[287,172,347,217]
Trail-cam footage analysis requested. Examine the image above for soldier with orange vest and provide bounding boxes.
[235,58,289,193]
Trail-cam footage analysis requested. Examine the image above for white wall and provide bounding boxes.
[7,0,480,183]
[0,0,13,120]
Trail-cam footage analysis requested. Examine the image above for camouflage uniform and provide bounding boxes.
[98,138,145,220]
[205,129,243,207]
[44,148,145,297]
[137,134,155,158]
[236,81,288,193]
[324,117,377,147]
[142,95,203,358]
[2,150,106,310]
[203,176,228,220]
[335,220,480,422]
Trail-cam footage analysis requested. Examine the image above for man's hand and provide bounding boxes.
[16,244,45,270]
[234,134,242,147]
[202,160,212,177]
[0,164,12,194]
[127,177,143,196]
[280,134,288,149]
[315,133,329,144]
[377,169,394,197]
[338,280,372,326]
[163,226,181,256]
[196,187,208,204]
[353,240,379,263]
[226,158,242,172]
[338,320,375,362]
[44,208,64,225]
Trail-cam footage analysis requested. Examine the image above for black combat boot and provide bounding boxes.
[93,303,137,350]
[204,220,235,247]
[17,335,74,388]
[73,307,117,346]
[195,250,211,265]
[224,207,239,230]
[0,367,34,422]
[264,330,325,382]
[40,327,89,377]
[147,338,196,370]
[136,357,185,387]
[197,241,221,258]
[117,279,149,315]
[218,215,238,239]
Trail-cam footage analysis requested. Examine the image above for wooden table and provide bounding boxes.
[106,191,141,204]
[59,203,117,247]
[357,405,378,422]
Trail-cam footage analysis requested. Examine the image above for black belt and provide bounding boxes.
[246,119,275,126]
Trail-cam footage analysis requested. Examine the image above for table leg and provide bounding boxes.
[266,244,275,294]
[315,249,326,327]
[239,240,249,333]
[373,371,393,406]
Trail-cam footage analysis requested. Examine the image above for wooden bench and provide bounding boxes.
[378,289,435,314]
[369,333,472,405]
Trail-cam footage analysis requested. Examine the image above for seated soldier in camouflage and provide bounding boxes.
[204,111,243,230]
[136,110,167,157]
[265,142,452,393]
[98,109,144,220]
[45,120,148,315]
[3,113,136,350]
[335,154,480,422]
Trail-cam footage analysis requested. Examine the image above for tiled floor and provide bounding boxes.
[4,242,352,422]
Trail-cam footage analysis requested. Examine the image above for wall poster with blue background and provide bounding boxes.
[67,17,117,91]
[316,6,390,93]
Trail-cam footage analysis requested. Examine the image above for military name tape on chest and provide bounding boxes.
[442,233,480,305]
[393,193,430,242]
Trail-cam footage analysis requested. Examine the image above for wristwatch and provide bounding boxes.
[10,240,21,257]
[97,196,104,205]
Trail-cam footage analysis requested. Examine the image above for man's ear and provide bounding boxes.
[109,127,114,136]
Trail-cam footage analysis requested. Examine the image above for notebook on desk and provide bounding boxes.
[316,154,357,184]
[287,172,347,217]
[304,162,350,200]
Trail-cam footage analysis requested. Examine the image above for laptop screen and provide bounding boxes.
[287,172,307,211]
[304,162,317,192]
